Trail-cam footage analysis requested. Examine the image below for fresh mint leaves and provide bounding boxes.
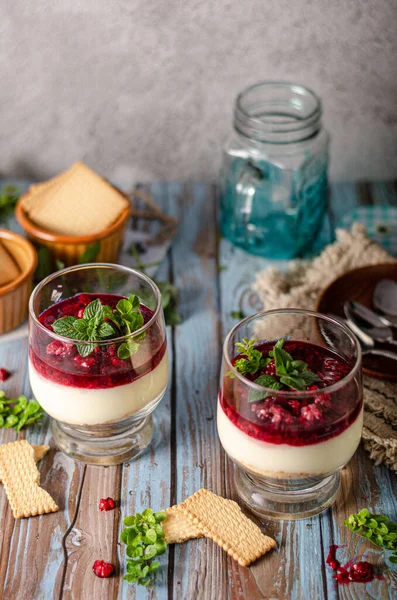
[344,509,397,564]
[229,337,321,399]
[121,508,168,586]
[0,392,45,430]
[227,338,269,379]
[248,374,283,404]
[52,296,145,359]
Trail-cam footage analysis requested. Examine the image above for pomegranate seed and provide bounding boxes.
[264,361,277,376]
[99,497,115,512]
[0,369,11,382]
[92,560,115,578]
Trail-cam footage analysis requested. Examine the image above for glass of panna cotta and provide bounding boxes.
[217,309,363,519]
[28,264,169,465]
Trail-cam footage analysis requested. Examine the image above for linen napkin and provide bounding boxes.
[253,224,397,471]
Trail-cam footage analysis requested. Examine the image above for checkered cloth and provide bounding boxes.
[339,206,397,256]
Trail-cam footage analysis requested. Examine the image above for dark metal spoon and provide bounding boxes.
[373,279,397,319]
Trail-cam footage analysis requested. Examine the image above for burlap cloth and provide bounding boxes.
[253,224,397,471]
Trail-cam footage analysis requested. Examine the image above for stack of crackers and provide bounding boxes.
[0,440,58,519]
[20,162,130,236]
[162,489,276,567]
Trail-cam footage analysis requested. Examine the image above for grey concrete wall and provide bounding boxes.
[0,0,396,186]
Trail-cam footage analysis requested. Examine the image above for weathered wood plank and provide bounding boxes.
[117,183,174,600]
[0,337,85,600]
[166,183,227,600]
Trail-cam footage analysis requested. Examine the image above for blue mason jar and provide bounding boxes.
[220,82,330,258]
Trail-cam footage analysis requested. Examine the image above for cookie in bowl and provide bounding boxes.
[16,162,131,267]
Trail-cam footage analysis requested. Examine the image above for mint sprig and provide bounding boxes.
[52,296,145,359]
[226,338,269,379]
[121,508,168,586]
[228,337,321,399]
[0,392,45,430]
[344,509,397,564]
[52,299,116,357]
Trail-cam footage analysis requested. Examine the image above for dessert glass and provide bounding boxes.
[217,309,363,519]
[29,264,169,465]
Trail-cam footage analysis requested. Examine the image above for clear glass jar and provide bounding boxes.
[28,264,169,465]
[217,309,362,519]
[220,82,330,258]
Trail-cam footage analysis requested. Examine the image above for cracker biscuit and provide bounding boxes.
[0,440,58,519]
[21,162,81,213]
[0,444,50,483]
[162,506,203,544]
[26,162,129,236]
[0,241,20,286]
[176,489,276,567]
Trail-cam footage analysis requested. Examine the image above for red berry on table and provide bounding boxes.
[0,368,11,382]
[92,560,115,578]
[99,497,116,511]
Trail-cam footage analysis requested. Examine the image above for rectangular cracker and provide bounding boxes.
[176,489,276,567]
[162,506,203,544]
[0,440,58,519]
[27,162,129,236]
[0,444,49,483]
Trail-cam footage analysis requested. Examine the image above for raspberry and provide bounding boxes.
[99,497,115,511]
[77,308,85,318]
[110,356,124,368]
[301,404,323,422]
[46,341,75,358]
[0,368,11,382]
[271,404,293,424]
[92,560,115,578]
[314,393,332,409]
[74,355,96,370]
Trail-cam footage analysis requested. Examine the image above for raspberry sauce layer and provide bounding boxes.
[30,293,166,390]
[220,340,362,447]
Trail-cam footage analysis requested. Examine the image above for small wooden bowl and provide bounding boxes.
[0,229,37,334]
[15,190,131,267]
[316,263,397,380]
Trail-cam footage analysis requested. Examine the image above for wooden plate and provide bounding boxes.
[316,263,397,380]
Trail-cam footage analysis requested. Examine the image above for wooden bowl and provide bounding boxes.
[15,190,131,267]
[0,229,37,334]
[316,263,397,380]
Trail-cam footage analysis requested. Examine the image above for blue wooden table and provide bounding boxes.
[0,181,397,600]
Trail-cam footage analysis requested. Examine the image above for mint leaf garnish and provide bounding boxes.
[83,298,103,321]
[121,508,168,586]
[228,337,322,397]
[344,510,397,564]
[52,296,147,359]
[248,375,283,403]
[0,391,45,431]
[273,346,293,376]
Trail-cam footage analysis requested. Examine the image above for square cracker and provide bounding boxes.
[0,444,49,484]
[176,489,276,567]
[27,162,129,236]
[0,440,58,519]
[21,162,81,213]
[162,506,203,544]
